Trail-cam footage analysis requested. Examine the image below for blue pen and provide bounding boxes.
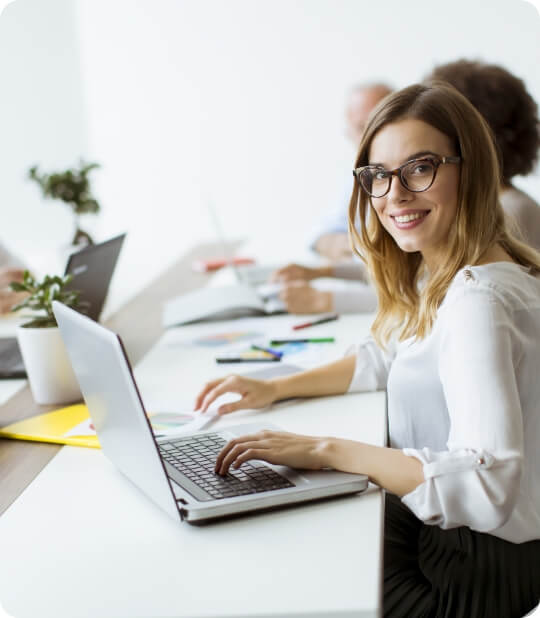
[251,344,283,359]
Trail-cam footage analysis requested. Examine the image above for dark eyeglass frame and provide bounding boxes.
[353,155,461,198]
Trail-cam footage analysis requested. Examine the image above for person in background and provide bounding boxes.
[310,82,394,262]
[428,59,540,250]
[196,82,540,617]
[275,60,540,314]
[0,243,25,314]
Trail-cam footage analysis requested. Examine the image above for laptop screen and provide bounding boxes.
[64,234,125,321]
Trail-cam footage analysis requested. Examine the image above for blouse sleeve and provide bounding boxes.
[401,282,523,532]
[345,336,396,392]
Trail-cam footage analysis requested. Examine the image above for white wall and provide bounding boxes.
[1,0,539,287]
[0,0,87,259]
[75,0,540,266]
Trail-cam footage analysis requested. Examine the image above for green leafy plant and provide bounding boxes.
[28,160,101,246]
[10,271,86,328]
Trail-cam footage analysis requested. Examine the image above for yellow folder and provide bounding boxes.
[0,404,100,449]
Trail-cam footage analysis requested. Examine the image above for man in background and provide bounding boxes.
[310,82,393,261]
[270,82,392,314]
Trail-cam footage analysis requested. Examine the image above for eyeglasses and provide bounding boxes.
[353,155,461,198]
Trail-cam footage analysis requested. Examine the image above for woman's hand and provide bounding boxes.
[194,375,279,415]
[215,430,331,475]
[279,282,333,314]
[270,263,328,283]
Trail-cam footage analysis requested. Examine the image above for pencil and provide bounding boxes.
[292,314,339,330]
[215,357,281,363]
[270,338,335,344]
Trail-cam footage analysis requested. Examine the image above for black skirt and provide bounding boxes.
[383,493,540,618]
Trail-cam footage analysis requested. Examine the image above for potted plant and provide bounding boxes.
[28,160,101,247]
[10,271,87,405]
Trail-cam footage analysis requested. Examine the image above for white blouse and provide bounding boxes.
[346,262,540,543]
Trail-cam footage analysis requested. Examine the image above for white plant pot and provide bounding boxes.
[17,325,81,406]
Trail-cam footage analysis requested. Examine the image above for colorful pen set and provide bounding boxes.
[214,328,337,363]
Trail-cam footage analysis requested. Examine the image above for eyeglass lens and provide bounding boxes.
[360,159,436,197]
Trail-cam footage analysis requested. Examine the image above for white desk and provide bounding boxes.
[0,313,385,617]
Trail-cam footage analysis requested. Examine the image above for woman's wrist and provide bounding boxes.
[316,437,338,468]
[321,438,425,496]
[269,372,310,402]
[269,376,290,402]
[269,356,357,404]
[322,437,357,471]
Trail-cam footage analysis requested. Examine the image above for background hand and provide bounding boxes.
[0,269,28,314]
[0,267,24,289]
[270,263,320,283]
[194,374,278,415]
[279,282,333,314]
[0,290,28,314]
[215,430,330,475]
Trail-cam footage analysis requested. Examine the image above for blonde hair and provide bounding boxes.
[349,82,540,346]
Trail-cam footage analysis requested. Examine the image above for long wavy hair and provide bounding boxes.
[349,82,540,346]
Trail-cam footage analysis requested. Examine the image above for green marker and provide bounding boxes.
[270,337,335,344]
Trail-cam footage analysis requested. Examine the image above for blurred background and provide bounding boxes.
[1,0,539,302]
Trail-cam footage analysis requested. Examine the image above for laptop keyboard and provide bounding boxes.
[159,433,295,501]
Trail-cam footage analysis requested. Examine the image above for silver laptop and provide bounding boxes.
[53,301,367,524]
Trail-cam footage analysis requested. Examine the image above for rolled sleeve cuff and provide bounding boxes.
[401,447,522,531]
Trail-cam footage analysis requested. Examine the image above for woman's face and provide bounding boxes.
[367,118,460,268]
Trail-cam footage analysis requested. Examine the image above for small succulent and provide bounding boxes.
[10,270,86,328]
[28,161,101,246]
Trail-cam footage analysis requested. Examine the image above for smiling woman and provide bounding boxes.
[194,82,540,618]
[349,82,539,343]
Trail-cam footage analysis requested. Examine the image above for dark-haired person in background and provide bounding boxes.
[428,59,540,250]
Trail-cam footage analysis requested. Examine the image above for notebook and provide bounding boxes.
[53,301,368,524]
[162,284,284,327]
[161,199,285,328]
[0,234,125,379]
[0,403,219,448]
[0,404,100,448]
